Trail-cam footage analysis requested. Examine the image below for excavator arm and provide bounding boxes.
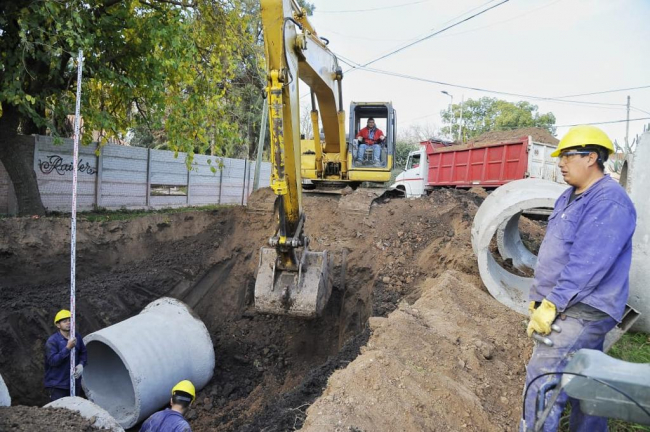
[254,0,338,317]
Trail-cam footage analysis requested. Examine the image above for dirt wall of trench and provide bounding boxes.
[0,188,537,431]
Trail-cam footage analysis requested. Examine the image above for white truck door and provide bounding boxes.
[391,149,426,197]
[527,137,566,184]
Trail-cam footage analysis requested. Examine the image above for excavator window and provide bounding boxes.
[349,104,394,170]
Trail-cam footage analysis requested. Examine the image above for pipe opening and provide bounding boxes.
[84,340,136,426]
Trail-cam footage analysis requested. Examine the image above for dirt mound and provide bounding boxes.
[301,271,531,432]
[0,406,100,431]
[467,127,559,145]
[0,187,537,431]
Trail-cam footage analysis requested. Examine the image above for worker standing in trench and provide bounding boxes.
[521,125,637,431]
[44,309,87,401]
[140,380,195,432]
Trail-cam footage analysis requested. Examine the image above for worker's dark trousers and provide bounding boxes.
[46,379,84,402]
[520,315,617,432]
[47,387,70,402]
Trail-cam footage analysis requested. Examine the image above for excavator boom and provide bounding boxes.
[254,0,333,317]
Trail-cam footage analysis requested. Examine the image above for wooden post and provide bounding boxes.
[186,164,191,206]
[218,167,223,204]
[241,159,247,205]
[146,149,152,208]
[95,145,104,209]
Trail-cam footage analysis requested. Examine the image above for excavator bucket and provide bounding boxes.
[254,247,332,318]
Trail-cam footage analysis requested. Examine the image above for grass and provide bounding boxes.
[558,332,650,432]
[52,204,227,223]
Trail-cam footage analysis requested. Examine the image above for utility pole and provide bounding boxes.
[441,91,454,140]
[459,95,464,142]
[625,95,631,147]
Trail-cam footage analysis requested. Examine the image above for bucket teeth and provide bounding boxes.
[254,247,331,318]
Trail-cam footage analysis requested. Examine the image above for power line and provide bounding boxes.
[317,0,432,14]
[346,0,511,71]
[554,85,650,99]
[629,106,650,116]
[423,0,564,41]
[555,117,650,128]
[337,56,628,109]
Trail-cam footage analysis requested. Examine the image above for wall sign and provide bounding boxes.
[38,155,96,176]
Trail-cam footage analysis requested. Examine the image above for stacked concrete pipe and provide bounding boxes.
[471,178,568,314]
[45,397,124,432]
[82,298,214,428]
[0,373,10,406]
[621,131,650,332]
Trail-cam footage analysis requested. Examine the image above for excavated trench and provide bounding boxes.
[0,188,498,431]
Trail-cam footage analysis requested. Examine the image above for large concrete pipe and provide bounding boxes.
[622,131,650,332]
[82,298,214,428]
[496,213,539,272]
[471,178,568,314]
[0,373,10,406]
[45,397,124,432]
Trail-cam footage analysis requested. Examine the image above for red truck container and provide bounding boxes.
[391,136,563,197]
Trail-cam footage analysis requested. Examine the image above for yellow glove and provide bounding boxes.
[527,299,557,337]
[528,301,536,317]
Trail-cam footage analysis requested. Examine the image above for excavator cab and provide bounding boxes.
[348,102,396,181]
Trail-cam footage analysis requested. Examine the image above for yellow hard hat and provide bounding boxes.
[551,125,614,158]
[54,309,71,325]
[171,380,196,402]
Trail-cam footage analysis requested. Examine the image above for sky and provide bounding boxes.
[299,0,650,145]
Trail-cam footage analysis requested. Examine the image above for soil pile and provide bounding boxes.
[301,271,531,432]
[466,127,559,145]
[0,406,101,431]
[0,187,538,431]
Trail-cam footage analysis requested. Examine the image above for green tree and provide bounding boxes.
[441,97,556,141]
[0,0,252,215]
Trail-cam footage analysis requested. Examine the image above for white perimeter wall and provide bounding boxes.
[0,135,271,213]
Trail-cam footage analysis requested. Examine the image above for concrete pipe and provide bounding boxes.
[496,214,539,272]
[82,298,214,428]
[623,131,650,332]
[0,373,10,406]
[471,179,567,314]
[45,397,124,432]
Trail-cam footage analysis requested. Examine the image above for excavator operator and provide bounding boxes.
[356,118,385,167]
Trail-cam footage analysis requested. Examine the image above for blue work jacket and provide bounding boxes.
[44,331,87,389]
[530,175,636,321]
[140,409,192,432]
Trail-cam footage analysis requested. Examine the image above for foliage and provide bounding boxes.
[395,140,420,170]
[0,0,254,167]
[558,332,650,432]
[441,97,556,141]
[609,123,649,174]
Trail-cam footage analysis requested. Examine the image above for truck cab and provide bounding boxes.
[391,147,427,198]
[390,138,452,197]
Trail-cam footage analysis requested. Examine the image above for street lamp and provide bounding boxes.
[441,91,454,140]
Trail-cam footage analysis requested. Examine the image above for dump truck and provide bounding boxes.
[390,136,564,197]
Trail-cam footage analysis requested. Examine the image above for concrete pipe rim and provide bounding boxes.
[82,333,140,428]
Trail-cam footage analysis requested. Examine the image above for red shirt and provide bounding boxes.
[357,127,384,145]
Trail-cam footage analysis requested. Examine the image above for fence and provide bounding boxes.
[0,135,272,214]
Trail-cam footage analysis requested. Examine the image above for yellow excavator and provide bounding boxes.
[255,0,395,318]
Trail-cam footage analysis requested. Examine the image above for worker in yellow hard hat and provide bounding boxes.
[521,125,636,431]
[44,309,87,401]
[140,380,196,432]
